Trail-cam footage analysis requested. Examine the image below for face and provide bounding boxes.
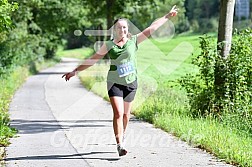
[114,20,128,39]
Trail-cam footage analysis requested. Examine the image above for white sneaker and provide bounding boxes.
[117,144,127,156]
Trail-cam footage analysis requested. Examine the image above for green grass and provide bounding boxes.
[155,115,252,166]
[59,32,251,166]
[0,67,29,146]
[56,47,94,59]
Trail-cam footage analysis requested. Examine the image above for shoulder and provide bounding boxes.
[131,35,137,41]
[130,35,138,49]
[104,39,114,48]
[129,35,138,44]
[104,39,117,53]
[105,39,113,45]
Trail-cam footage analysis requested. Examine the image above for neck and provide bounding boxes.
[114,36,127,42]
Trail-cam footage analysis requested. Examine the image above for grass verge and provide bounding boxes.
[56,47,94,60]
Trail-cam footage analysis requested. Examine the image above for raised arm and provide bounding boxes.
[62,43,108,81]
[136,5,178,44]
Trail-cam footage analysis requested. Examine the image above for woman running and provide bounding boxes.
[62,5,178,156]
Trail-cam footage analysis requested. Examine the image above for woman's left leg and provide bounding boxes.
[122,80,137,141]
[123,101,133,134]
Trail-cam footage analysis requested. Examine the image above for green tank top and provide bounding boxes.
[105,35,138,85]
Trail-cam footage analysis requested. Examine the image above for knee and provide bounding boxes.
[113,112,123,120]
[123,113,130,119]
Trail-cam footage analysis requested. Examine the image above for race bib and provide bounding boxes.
[117,62,135,77]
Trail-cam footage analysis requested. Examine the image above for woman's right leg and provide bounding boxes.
[109,96,124,145]
[110,96,128,156]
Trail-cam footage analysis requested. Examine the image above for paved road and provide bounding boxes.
[5,58,233,167]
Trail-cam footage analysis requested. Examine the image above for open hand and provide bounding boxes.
[62,71,75,81]
[167,5,179,18]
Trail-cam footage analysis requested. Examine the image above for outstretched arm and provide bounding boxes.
[62,43,108,81]
[136,5,178,44]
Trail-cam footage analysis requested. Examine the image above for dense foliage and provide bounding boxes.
[185,0,219,33]
[0,0,89,76]
[0,0,18,33]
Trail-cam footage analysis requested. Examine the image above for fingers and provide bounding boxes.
[171,5,178,12]
[170,5,179,17]
[172,5,179,12]
[62,73,70,82]
[65,76,70,82]
[171,5,176,11]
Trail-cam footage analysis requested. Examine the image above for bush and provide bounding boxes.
[0,22,47,76]
[180,28,252,133]
[222,29,252,133]
[180,35,216,117]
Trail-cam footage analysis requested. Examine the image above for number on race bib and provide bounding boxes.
[117,62,135,77]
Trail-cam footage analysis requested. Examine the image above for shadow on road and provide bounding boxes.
[10,119,111,134]
[4,152,120,162]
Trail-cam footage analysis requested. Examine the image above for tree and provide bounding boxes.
[84,0,160,36]
[0,0,18,33]
[0,0,18,43]
[10,0,90,58]
[214,0,236,104]
[184,0,219,32]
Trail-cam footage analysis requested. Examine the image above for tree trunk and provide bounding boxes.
[217,0,235,59]
[214,0,235,108]
[106,0,114,40]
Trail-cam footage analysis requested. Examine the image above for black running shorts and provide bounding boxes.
[107,80,138,102]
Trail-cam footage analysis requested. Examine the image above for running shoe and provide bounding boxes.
[117,144,127,156]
